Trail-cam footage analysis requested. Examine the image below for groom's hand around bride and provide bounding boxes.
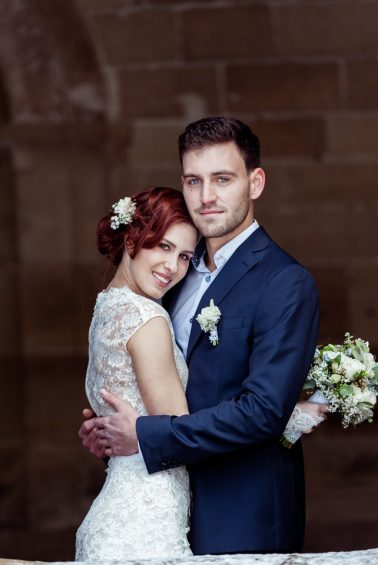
[78,408,107,458]
[78,390,139,458]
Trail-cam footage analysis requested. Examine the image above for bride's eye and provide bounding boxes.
[159,242,170,251]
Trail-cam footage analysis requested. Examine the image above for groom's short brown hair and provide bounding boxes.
[178,116,261,171]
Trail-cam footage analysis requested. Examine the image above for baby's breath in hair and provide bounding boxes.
[110,196,136,230]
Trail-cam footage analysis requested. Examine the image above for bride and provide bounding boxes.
[76,186,326,560]
[75,187,197,560]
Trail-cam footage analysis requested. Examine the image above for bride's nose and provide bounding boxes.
[164,254,179,274]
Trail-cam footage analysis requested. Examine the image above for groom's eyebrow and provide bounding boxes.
[211,169,236,176]
[182,173,201,178]
[182,169,236,177]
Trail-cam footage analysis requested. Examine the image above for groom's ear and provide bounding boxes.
[249,168,265,201]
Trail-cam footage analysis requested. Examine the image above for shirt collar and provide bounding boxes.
[192,220,259,273]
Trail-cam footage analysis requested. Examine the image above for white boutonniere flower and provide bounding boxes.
[196,299,221,346]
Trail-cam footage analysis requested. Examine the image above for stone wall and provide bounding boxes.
[0,0,377,561]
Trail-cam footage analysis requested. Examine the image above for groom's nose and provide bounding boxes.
[200,181,216,205]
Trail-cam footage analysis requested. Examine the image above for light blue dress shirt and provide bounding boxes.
[170,220,259,358]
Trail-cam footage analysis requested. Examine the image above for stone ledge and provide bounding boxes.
[2,548,378,565]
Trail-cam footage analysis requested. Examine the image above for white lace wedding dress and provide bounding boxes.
[75,286,192,560]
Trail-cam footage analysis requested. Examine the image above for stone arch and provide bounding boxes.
[0,3,117,551]
[0,0,106,123]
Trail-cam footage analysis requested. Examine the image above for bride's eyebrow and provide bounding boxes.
[162,238,194,255]
[161,238,175,247]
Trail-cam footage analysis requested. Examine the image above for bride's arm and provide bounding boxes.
[128,316,189,417]
[78,315,188,458]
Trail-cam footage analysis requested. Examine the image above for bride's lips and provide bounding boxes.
[152,271,172,287]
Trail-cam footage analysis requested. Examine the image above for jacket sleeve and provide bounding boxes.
[137,264,320,473]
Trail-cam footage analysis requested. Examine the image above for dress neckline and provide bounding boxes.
[97,286,163,310]
[99,285,133,296]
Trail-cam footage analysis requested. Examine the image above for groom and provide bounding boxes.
[80,117,321,554]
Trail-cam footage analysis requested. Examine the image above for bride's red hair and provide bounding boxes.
[97,186,195,266]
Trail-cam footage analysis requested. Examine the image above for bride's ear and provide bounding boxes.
[124,236,134,257]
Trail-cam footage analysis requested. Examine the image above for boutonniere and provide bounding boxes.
[196,299,221,346]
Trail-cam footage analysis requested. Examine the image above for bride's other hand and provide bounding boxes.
[296,400,329,434]
[93,390,140,457]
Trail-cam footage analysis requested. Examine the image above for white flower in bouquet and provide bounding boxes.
[350,386,376,406]
[339,355,365,381]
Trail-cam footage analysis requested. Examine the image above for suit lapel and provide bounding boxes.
[186,226,271,361]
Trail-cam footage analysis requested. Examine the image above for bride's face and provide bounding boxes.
[126,222,197,300]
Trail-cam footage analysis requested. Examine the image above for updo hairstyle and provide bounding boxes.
[97,186,194,266]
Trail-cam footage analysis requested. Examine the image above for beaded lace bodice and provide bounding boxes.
[85,286,188,417]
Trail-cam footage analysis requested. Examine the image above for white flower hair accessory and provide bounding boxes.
[110,196,137,230]
[196,299,221,346]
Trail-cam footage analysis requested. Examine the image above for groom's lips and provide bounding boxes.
[199,210,224,215]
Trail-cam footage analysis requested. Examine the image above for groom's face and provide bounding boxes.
[181,141,264,244]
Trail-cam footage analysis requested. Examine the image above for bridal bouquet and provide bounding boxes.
[282,333,378,447]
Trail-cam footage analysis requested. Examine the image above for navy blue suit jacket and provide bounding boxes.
[137,227,319,554]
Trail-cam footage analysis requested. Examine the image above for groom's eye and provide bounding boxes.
[217,176,230,184]
[187,178,200,186]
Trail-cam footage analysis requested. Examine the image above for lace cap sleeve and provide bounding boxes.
[117,294,170,348]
